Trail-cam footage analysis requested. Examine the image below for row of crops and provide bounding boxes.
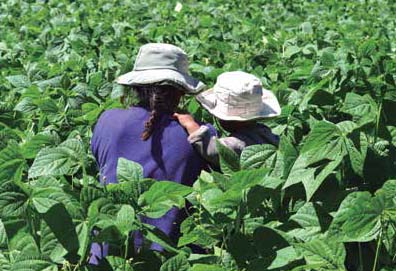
[1,0,396,270]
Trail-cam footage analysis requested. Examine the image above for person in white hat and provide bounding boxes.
[174,71,281,168]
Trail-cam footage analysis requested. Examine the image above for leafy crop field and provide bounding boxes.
[1,0,396,270]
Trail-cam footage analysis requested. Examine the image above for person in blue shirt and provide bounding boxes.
[89,43,213,264]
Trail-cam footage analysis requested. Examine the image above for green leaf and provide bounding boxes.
[0,143,26,189]
[9,229,40,257]
[284,121,346,199]
[32,187,83,219]
[0,191,28,218]
[143,224,179,253]
[111,84,125,99]
[21,133,59,159]
[267,246,299,270]
[289,203,322,241]
[115,205,136,235]
[375,179,396,209]
[359,39,377,57]
[210,168,269,208]
[301,22,313,34]
[11,257,58,271]
[302,155,343,201]
[345,138,365,177]
[139,181,192,218]
[0,252,10,271]
[301,121,339,154]
[240,144,277,170]
[32,197,59,214]
[160,254,190,271]
[0,219,8,249]
[329,192,383,242]
[81,103,102,123]
[40,221,67,263]
[117,158,144,183]
[38,98,58,114]
[14,97,37,113]
[28,139,83,178]
[105,256,134,271]
[284,45,301,59]
[216,140,240,175]
[33,196,80,257]
[6,75,30,88]
[76,222,90,260]
[321,49,335,68]
[295,238,346,270]
[340,93,378,126]
[190,264,225,271]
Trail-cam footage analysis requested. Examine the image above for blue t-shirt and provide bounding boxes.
[89,106,212,263]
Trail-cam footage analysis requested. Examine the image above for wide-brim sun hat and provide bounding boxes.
[116,43,205,94]
[196,71,281,121]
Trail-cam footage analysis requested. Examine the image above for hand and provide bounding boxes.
[173,113,200,134]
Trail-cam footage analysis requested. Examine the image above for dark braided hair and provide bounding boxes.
[134,85,183,141]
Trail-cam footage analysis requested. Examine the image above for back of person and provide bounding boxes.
[90,106,207,254]
[91,106,205,186]
[88,43,209,264]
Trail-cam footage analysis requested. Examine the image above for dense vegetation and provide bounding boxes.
[1,0,396,270]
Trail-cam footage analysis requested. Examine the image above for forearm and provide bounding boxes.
[188,126,220,168]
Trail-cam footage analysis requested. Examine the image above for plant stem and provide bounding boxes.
[375,101,382,142]
[372,232,382,271]
[358,243,363,271]
[124,235,130,271]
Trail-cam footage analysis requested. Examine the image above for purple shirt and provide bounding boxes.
[89,106,211,264]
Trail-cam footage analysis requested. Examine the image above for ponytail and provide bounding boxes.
[134,85,182,141]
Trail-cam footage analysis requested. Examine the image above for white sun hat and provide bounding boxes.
[116,43,205,94]
[196,71,281,121]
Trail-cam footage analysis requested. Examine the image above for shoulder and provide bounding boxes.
[92,108,130,132]
[96,108,140,124]
[98,108,128,120]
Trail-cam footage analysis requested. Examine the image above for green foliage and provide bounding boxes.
[1,0,396,270]
[139,181,193,218]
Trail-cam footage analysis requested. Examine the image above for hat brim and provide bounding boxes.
[197,88,281,121]
[116,69,205,94]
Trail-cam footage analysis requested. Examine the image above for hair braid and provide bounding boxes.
[135,85,183,141]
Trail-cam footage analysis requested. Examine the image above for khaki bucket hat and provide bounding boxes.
[196,71,281,121]
[116,43,205,94]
